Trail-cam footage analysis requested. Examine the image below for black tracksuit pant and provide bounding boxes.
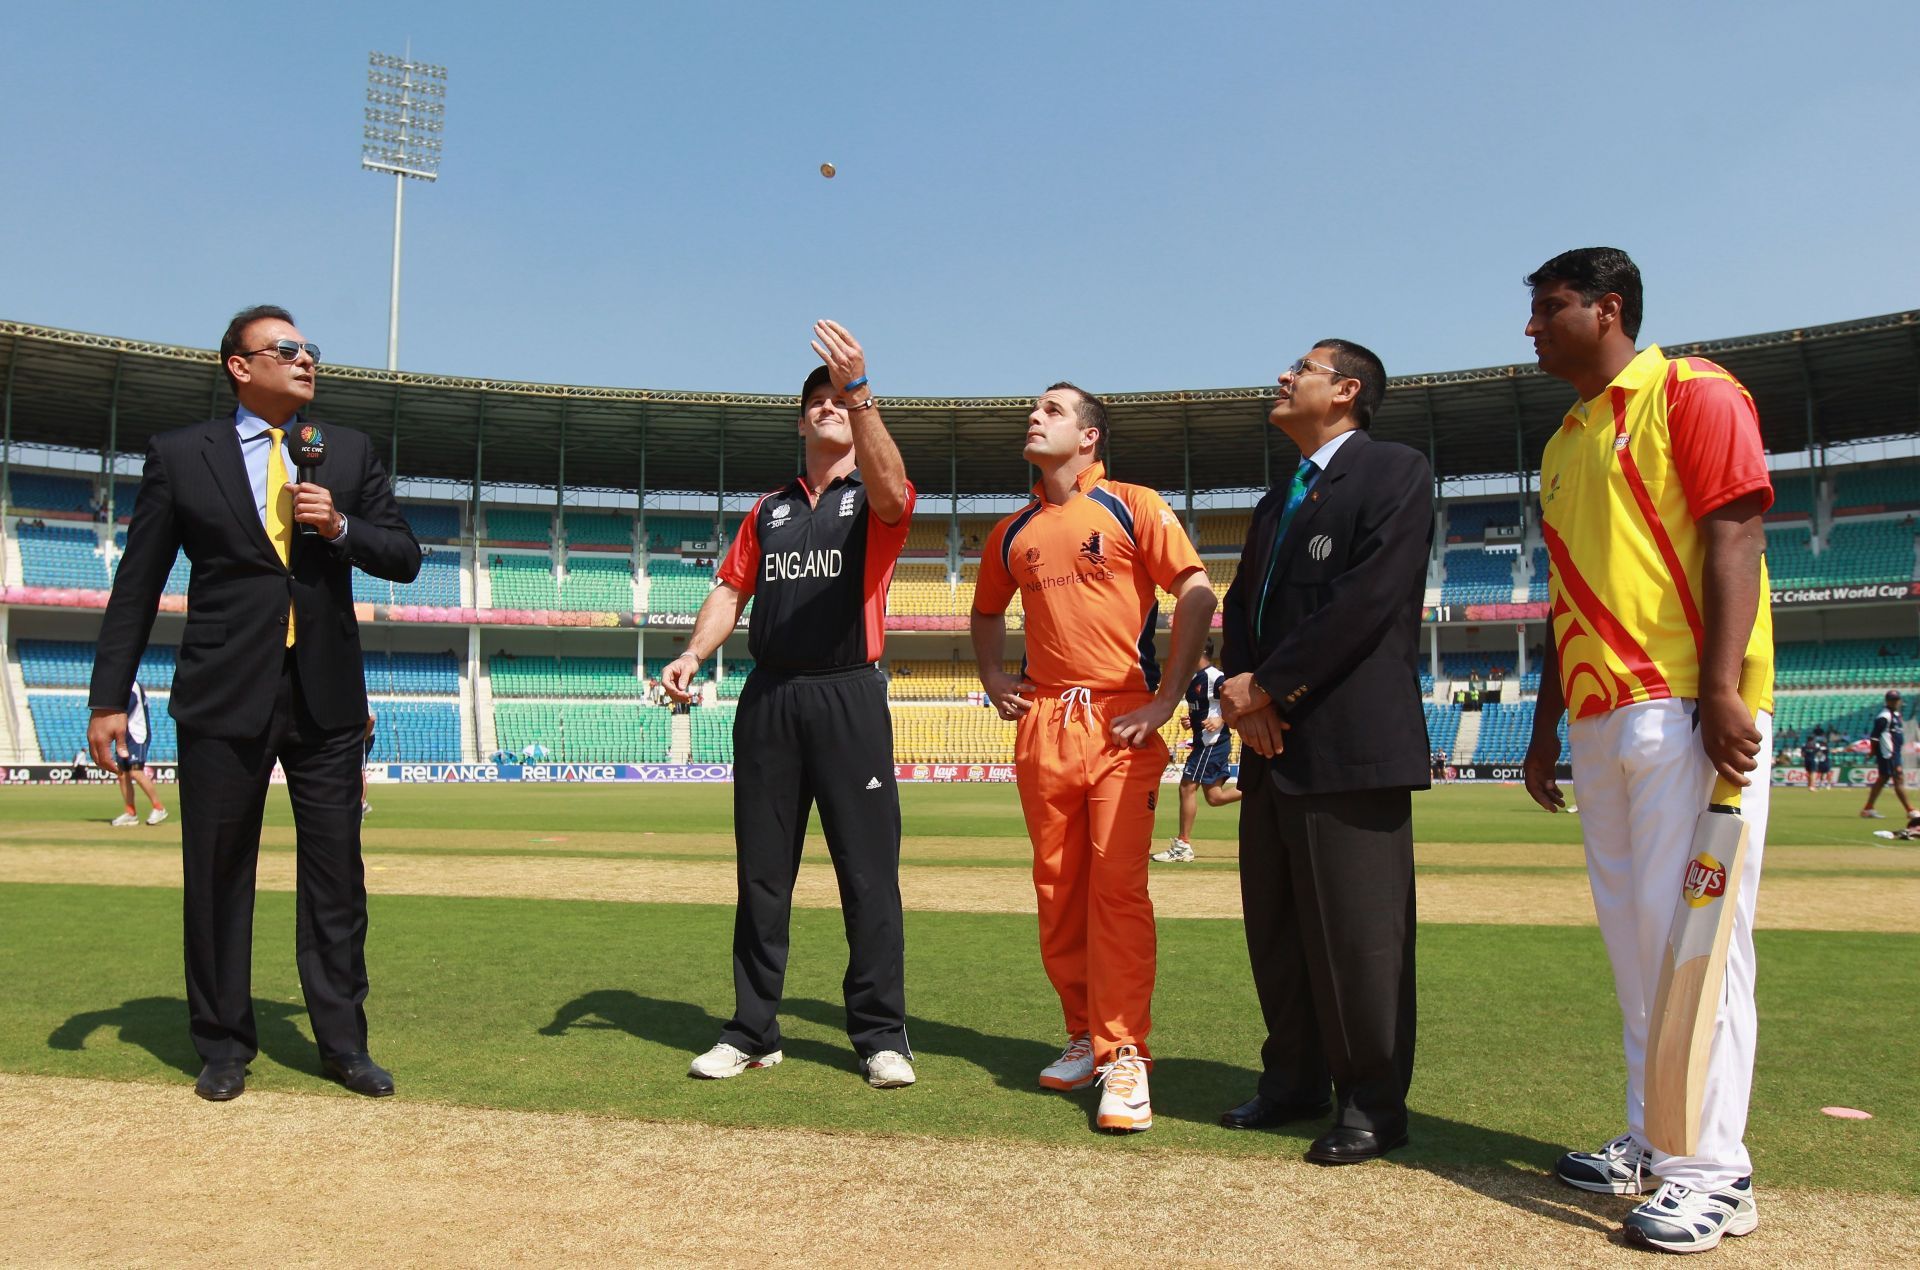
[720,664,909,1060]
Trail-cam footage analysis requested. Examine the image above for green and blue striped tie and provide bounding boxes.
[1256,458,1317,640]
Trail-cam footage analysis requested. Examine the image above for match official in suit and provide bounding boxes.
[1217,340,1434,1163]
[88,305,421,1101]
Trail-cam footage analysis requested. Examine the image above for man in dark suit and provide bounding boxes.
[88,305,421,1101]
[1216,340,1434,1163]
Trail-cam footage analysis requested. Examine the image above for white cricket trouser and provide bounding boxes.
[1569,697,1770,1191]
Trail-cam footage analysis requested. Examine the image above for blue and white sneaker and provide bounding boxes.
[1623,1177,1758,1254]
[1555,1132,1650,1195]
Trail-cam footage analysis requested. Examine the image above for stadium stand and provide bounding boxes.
[886,660,1013,701]
[484,507,554,544]
[1763,525,1817,586]
[493,703,671,762]
[364,701,461,762]
[18,524,109,590]
[19,639,175,690]
[1527,547,1550,602]
[362,650,461,695]
[1465,700,1570,765]
[1446,501,1522,540]
[563,511,632,548]
[1819,520,1917,584]
[902,520,950,555]
[8,471,94,514]
[353,548,461,607]
[1424,702,1460,756]
[30,692,179,763]
[892,704,1016,763]
[642,514,720,551]
[888,562,956,616]
[487,554,561,608]
[1439,548,1517,605]
[403,502,463,541]
[490,654,647,698]
[1195,512,1252,549]
[645,559,716,613]
[1774,639,1920,690]
[1772,690,1920,745]
[1833,464,1920,514]
[689,702,737,762]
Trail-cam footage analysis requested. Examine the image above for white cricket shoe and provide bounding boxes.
[688,1042,783,1080]
[146,808,169,826]
[1623,1177,1758,1253]
[111,812,139,828]
[1861,808,1886,818]
[1151,839,1196,863]
[1038,1033,1096,1091]
[864,1050,915,1088]
[1095,1044,1152,1133]
[1555,1132,1651,1195]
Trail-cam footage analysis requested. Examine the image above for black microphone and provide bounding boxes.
[291,423,328,536]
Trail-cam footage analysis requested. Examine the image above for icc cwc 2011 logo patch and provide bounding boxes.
[299,424,322,446]
[1681,853,1727,908]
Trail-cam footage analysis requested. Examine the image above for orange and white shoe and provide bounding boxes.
[1038,1033,1096,1091]
[1095,1044,1152,1133]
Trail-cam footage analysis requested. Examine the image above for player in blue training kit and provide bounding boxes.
[1155,644,1241,863]
[109,681,169,827]
[1861,690,1912,819]
[1800,731,1825,793]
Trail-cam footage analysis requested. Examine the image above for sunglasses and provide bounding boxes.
[239,339,322,365]
[1284,356,1351,381]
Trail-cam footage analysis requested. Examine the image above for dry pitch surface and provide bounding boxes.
[5,796,1918,1264]
[6,1073,1917,1267]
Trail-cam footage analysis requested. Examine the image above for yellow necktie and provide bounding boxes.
[266,428,295,646]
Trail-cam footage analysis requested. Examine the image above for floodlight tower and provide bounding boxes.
[361,48,447,371]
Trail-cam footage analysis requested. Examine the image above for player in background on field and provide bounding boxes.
[1154,642,1240,862]
[1799,729,1824,792]
[360,712,376,819]
[668,321,917,1091]
[110,680,169,827]
[971,383,1215,1134]
[1860,690,1910,819]
[1521,248,1774,1254]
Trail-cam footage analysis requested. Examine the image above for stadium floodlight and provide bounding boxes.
[361,48,448,371]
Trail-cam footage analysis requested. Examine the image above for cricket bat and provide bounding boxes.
[1643,774,1750,1157]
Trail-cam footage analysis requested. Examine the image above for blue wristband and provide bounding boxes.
[842,374,869,393]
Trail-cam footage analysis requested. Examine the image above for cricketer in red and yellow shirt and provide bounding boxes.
[1539,345,1775,720]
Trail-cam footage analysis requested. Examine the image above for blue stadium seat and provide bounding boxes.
[30,692,178,763]
[1446,501,1522,540]
[402,502,463,541]
[9,472,95,513]
[18,524,110,590]
[352,549,462,607]
[361,650,461,695]
[364,701,462,762]
[1440,548,1518,605]
[18,639,176,690]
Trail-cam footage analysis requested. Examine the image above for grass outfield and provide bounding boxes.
[0,781,1914,1196]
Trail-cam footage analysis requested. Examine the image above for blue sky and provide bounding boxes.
[3,1,1914,397]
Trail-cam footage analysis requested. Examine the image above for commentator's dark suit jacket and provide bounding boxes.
[1219,428,1434,1136]
[89,417,420,732]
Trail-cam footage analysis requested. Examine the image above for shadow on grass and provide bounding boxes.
[536,989,852,1072]
[47,996,322,1079]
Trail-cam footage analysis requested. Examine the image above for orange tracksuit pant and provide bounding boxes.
[1014,686,1166,1065]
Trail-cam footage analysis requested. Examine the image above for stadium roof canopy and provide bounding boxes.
[2,311,1916,501]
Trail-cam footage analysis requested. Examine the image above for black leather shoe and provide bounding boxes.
[1219,1093,1333,1130]
[195,1059,248,1101]
[1306,1125,1408,1164]
[322,1052,395,1097]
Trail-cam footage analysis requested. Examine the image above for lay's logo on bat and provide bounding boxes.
[1681,853,1728,908]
